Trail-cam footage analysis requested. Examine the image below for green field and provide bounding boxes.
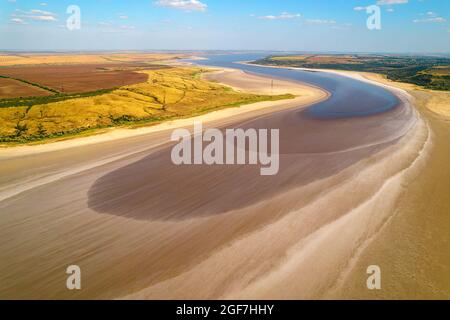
[253,54,450,91]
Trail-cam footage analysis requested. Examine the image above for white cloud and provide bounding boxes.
[30,9,56,16]
[31,15,57,21]
[120,25,136,30]
[155,0,207,12]
[355,2,404,12]
[420,11,437,17]
[377,0,408,5]
[413,17,447,23]
[305,19,336,25]
[10,18,26,24]
[332,23,352,29]
[258,12,301,20]
[11,9,58,22]
[414,11,446,23]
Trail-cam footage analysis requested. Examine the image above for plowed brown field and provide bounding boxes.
[0,64,152,94]
[0,77,53,99]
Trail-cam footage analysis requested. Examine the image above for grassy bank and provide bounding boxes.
[0,67,294,145]
[253,54,450,91]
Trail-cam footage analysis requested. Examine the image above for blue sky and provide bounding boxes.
[1,0,449,52]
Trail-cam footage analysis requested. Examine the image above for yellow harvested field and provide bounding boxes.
[0,67,292,142]
[425,67,450,76]
[270,55,360,64]
[101,53,188,63]
[0,53,186,66]
[271,56,310,61]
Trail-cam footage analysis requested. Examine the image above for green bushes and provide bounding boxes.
[254,55,450,91]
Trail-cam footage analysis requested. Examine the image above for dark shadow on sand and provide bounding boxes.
[87,106,408,221]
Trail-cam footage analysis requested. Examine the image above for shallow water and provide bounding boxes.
[187,53,399,118]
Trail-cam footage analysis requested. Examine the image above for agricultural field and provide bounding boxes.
[0,64,151,94]
[426,66,450,76]
[0,77,52,99]
[270,55,361,64]
[0,52,187,98]
[253,54,450,90]
[0,66,292,144]
[0,52,187,66]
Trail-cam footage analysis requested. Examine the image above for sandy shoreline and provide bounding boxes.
[234,62,449,300]
[318,69,450,300]
[116,75,426,299]
[2,60,447,300]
